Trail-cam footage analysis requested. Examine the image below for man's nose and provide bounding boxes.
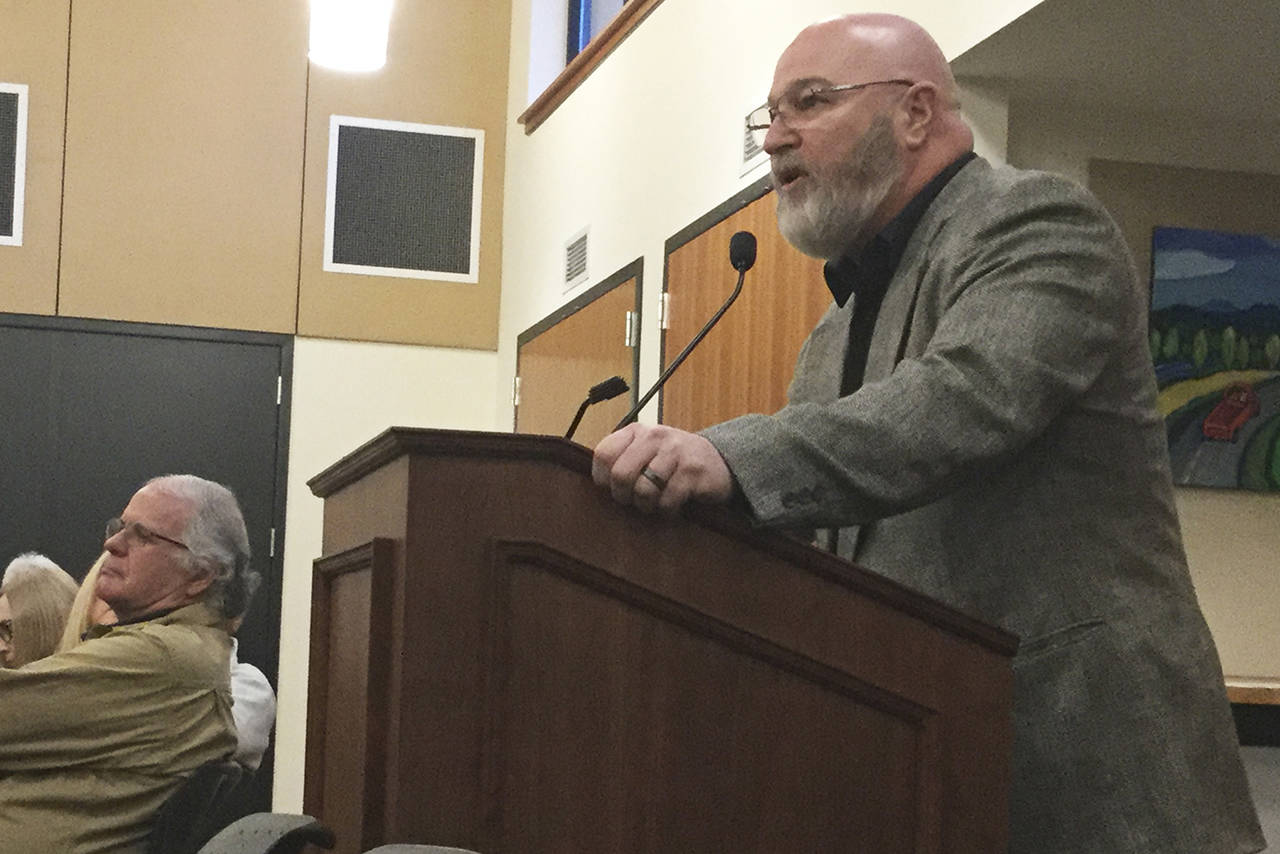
[763,116,799,155]
[104,530,128,555]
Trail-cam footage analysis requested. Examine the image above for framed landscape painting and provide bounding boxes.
[1148,226,1280,491]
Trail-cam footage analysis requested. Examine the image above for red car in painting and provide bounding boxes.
[1202,383,1260,441]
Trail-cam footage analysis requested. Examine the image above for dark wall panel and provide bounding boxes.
[0,313,291,811]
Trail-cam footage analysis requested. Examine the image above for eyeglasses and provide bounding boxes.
[105,517,190,551]
[0,619,11,644]
[746,79,915,147]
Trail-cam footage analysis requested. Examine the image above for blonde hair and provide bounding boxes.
[1,553,79,667]
[57,552,110,653]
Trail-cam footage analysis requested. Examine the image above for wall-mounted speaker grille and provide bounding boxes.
[564,229,588,290]
[0,83,28,246]
[323,115,484,283]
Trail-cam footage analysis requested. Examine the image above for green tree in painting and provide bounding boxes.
[1222,327,1237,371]
[1150,328,1162,362]
[1191,329,1209,373]
[1266,333,1280,370]
[1162,326,1180,361]
[1236,337,1251,370]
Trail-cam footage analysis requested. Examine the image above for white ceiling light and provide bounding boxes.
[309,0,395,72]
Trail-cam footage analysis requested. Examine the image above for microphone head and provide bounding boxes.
[587,375,630,404]
[729,231,757,272]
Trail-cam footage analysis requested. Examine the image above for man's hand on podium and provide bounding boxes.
[592,423,733,516]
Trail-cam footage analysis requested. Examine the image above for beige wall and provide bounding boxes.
[0,0,69,314]
[0,0,510,347]
[498,0,1041,433]
[297,0,511,348]
[1007,98,1280,186]
[58,0,308,332]
[275,336,499,809]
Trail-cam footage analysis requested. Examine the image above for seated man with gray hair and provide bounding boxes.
[0,474,260,854]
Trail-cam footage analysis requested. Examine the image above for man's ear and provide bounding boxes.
[897,82,938,150]
[184,568,214,599]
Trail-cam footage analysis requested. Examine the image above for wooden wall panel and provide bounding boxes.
[516,267,639,447]
[297,0,512,348]
[58,0,308,333]
[661,187,828,432]
[0,0,69,315]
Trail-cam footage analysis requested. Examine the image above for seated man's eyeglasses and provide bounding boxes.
[746,79,914,147]
[104,518,190,551]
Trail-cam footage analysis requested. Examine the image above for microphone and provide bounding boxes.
[729,229,757,272]
[565,375,630,440]
[614,230,757,430]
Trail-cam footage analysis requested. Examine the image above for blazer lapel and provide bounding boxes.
[861,164,977,382]
[786,300,852,406]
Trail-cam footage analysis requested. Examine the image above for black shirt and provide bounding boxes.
[824,151,976,395]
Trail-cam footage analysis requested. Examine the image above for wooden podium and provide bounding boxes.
[305,428,1016,854]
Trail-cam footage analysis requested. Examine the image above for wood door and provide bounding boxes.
[516,261,641,447]
[661,184,829,432]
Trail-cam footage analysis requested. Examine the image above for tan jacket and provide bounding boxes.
[0,601,237,853]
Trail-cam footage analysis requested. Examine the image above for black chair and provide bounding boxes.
[197,813,336,854]
[146,760,247,854]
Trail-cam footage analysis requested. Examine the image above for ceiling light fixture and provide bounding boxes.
[309,0,395,72]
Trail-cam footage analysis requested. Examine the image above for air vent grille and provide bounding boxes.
[564,229,588,289]
[742,119,763,164]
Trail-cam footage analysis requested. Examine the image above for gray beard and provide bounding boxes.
[775,114,903,260]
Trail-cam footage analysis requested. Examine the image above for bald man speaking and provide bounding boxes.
[593,14,1263,854]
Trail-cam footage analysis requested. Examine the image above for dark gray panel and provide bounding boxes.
[0,90,17,237]
[0,314,291,813]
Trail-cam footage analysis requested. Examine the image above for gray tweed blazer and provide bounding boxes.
[703,157,1264,853]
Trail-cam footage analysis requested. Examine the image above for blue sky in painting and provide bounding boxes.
[1151,226,1280,311]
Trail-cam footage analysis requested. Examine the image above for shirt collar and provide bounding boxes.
[84,601,226,640]
[823,151,976,307]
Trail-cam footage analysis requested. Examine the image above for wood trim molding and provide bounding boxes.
[1226,677,1280,706]
[489,539,938,722]
[307,427,595,497]
[516,257,643,347]
[517,0,665,134]
[663,172,773,258]
[304,537,398,844]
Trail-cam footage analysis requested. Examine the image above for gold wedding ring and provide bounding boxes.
[640,467,668,491]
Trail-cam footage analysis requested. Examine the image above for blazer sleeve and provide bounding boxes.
[703,173,1144,528]
[0,625,232,772]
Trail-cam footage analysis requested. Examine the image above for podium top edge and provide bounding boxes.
[307,427,591,498]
